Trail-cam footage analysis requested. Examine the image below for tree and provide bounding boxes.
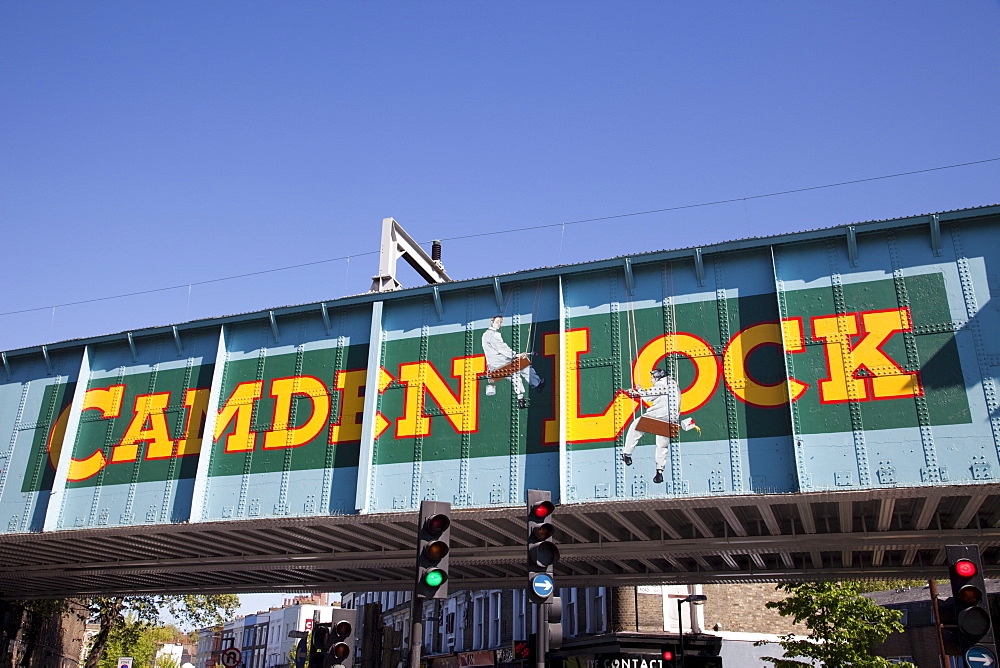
[98,621,185,668]
[15,599,77,668]
[86,595,238,668]
[756,581,915,668]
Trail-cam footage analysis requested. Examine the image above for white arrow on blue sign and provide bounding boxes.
[531,574,554,598]
[966,645,997,667]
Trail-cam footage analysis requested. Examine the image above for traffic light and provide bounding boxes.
[548,594,563,650]
[513,637,534,665]
[527,489,559,604]
[946,544,996,656]
[415,499,451,599]
[328,608,356,668]
[660,645,678,666]
[309,623,331,668]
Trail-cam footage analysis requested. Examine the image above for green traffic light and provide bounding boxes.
[424,569,445,587]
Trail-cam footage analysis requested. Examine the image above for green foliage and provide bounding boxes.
[162,595,240,629]
[86,595,239,668]
[155,654,180,668]
[755,581,915,668]
[852,579,941,594]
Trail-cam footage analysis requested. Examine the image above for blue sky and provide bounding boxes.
[2,2,998,354]
[1,0,998,606]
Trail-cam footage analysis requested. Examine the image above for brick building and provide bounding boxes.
[343,584,809,667]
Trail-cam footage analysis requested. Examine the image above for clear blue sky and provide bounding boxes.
[2,2,998,354]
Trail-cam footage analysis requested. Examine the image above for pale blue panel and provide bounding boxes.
[0,349,82,532]
[53,330,219,530]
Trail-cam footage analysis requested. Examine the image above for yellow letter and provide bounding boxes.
[722,320,808,407]
[811,307,921,403]
[330,367,393,443]
[176,388,211,457]
[396,356,486,438]
[214,381,263,452]
[543,329,639,444]
[633,332,720,413]
[68,384,126,481]
[114,392,173,462]
[263,376,331,449]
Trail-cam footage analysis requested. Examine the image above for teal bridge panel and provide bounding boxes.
[0,205,997,534]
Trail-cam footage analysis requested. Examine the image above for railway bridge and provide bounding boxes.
[1,205,997,599]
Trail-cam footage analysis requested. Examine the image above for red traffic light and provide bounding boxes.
[424,513,451,536]
[532,500,554,519]
[661,650,674,660]
[334,620,352,637]
[955,559,977,578]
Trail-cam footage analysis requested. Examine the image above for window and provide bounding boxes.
[586,587,607,634]
[473,595,487,649]
[454,596,466,652]
[513,590,527,641]
[489,591,502,647]
[424,606,434,649]
[562,588,578,638]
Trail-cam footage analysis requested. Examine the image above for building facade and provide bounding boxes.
[195,597,340,668]
[342,584,806,667]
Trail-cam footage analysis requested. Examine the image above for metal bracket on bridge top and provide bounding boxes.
[41,345,53,375]
[846,225,859,267]
[1,352,10,380]
[127,332,138,363]
[693,248,705,287]
[493,277,504,312]
[432,286,444,321]
[172,326,184,357]
[269,310,280,343]
[320,303,332,335]
[623,257,635,296]
[929,214,943,257]
[370,217,452,293]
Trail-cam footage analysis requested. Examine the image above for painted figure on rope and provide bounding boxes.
[481,315,545,409]
[622,365,701,483]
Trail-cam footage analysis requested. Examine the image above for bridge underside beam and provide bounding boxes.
[2,483,1000,599]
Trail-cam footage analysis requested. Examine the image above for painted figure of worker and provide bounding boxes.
[622,365,700,483]
[481,315,544,409]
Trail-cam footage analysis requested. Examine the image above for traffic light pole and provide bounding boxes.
[928,578,948,668]
[408,601,423,668]
[411,500,451,668]
[534,601,547,668]
[527,490,559,668]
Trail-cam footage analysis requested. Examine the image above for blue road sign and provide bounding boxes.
[531,573,554,598]
[966,645,997,667]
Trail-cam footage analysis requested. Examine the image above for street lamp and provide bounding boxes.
[677,594,707,668]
